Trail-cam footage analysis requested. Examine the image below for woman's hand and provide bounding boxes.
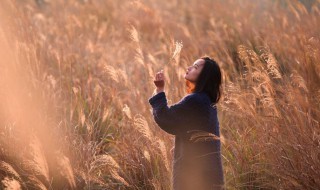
[154,70,165,93]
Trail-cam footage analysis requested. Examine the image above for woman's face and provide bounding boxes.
[184,59,205,83]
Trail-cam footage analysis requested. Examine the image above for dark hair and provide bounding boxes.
[186,56,222,105]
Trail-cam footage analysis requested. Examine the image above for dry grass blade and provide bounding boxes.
[133,114,153,141]
[171,41,183,64]
[90,154,120,171]
[104,65,120,83]
[260,50,282,79]
[1,177,21,190]
[122,104,132,119]
[56,154,76,189]
[143,150,151,162]
[25,137,50,184]
[103,64,129,86]
[109,169,130,187]
[156,138,170,172]
[1,0,319,189]
[187,130,221,143]
[26,176,47,190]
[129,25,139,43]
[0,161,21,181]
[290,70,309,93]
[129,25,145,66]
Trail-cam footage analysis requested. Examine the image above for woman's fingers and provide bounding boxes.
[154,70,165,88]
[159,70,163,79]
[156,72,160,80]
[156,70,164,80]
[155,70,164,81]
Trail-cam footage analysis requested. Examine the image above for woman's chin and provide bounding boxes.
[185,77,192,82]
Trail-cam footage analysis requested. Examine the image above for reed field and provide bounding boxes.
[0,0,319,189]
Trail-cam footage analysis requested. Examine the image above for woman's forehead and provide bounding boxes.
[193,59,205,65]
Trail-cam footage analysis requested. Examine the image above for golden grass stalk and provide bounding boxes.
[109,169,130,187]
[90,154,120,171]
[56,153,76,189]
[1,177,21,190]
[1,0,319,189]
[143,150,151,163]
[122,104,132,119]
[104,65,120,84]
[156,138,170,172]
[26,176,47,190]
[25,137,50,184]
[129,25,145,66]
[171,41,183,64]
[0,162,21,182]
[187,130,221,143]
[133,114,153,141]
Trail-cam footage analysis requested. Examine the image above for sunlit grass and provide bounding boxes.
[0,0,319,189]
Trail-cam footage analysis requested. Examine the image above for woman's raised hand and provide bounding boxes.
[154,70,165,93]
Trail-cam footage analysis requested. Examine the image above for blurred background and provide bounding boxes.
[0,0,319,189]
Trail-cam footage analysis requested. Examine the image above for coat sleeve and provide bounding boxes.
[148,92,202,135]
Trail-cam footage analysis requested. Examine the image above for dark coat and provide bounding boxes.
[149,91,225,190]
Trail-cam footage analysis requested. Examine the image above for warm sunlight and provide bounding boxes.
[0,0,319,189]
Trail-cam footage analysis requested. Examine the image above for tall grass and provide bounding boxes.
[0,0,319,189]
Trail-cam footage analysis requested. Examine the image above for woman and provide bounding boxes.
[148,57,225,190]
